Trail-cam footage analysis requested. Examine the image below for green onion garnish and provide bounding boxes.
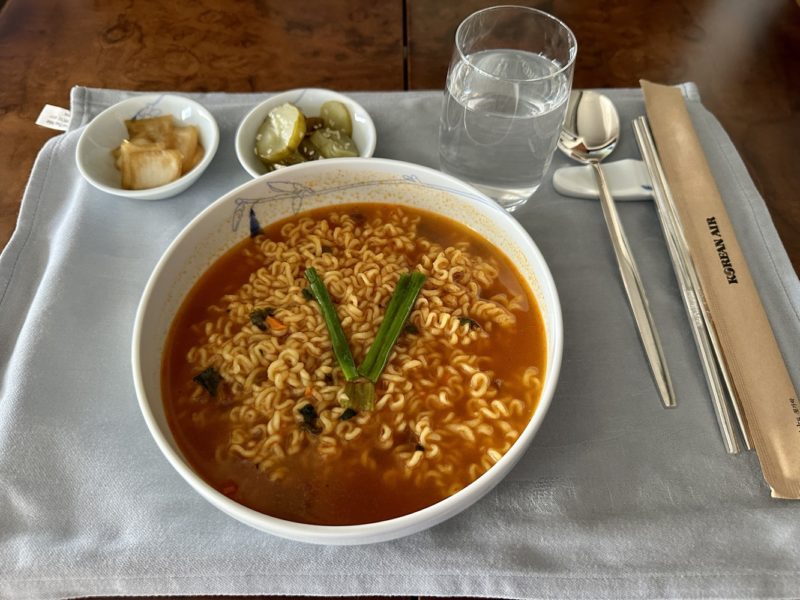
[304,267,425,412]
[343,379,376,411]
[358,271,426,383]
[304,267,359,382]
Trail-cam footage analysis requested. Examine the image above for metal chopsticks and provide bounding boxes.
[633,116,750,454]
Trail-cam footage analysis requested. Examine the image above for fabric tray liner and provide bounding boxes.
[1,86,799,599]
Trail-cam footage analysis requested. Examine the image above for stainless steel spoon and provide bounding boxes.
[558,90,676,408]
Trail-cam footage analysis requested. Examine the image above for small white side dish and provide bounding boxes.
[235,88,376,178]
[76,94,219,200]
[132,158,562,545]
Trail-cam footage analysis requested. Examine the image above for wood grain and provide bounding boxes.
[408,0,800,274]
[0,0,404,251]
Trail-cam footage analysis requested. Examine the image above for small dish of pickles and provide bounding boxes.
[236,89,376,178]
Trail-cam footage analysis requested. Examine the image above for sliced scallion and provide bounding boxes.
[343,379,376,411]
[304,267,426,412]
[304,267,358,382]
[358,271,426,383]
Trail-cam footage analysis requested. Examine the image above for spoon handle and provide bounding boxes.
[592,162,677,408]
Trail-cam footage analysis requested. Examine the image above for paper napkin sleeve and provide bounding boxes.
[641,80,800,499]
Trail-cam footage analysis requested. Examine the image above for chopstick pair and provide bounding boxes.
[632,116,748,454]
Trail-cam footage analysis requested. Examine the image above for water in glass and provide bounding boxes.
[439,49,571,210]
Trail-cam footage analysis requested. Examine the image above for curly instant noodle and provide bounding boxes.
[163,204,546,525]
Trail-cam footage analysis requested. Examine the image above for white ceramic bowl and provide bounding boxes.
[235,88,377,178]
[132,158,562,545]
[76,94,219,200]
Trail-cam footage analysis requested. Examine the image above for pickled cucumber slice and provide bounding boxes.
[255,103,306,164]
[305,116,325,133]
[298,137,320,161]
[274,150,306,169]
[309,128,358,158]
[319,101,352,136]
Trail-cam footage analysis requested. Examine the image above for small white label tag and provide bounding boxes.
[35,104,71,131]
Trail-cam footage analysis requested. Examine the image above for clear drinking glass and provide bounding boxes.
[438,6,577,211]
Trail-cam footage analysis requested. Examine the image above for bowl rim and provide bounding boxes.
[131,157,563,543]
[234,87,377,179]
[75,93,220,199]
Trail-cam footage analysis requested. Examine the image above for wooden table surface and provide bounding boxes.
[1,0,798,276]
[1,0,798,597]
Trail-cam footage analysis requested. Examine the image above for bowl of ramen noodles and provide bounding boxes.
[132,158,563,544]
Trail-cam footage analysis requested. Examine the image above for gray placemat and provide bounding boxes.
[1,86,799,600]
